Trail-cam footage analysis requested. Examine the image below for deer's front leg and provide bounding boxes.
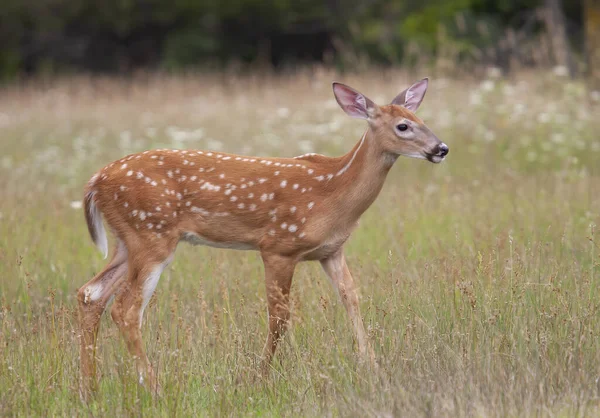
[260,253,297,372]
[320,250,375,365]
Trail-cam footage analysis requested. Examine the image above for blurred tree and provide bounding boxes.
[543,0,576,77]
[0,0,587,78]
[586,0,600,87]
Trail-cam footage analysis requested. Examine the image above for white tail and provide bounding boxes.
[77,78,448,398]
[84,179,108,259]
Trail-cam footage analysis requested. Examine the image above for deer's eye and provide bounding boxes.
[396,123,408,132]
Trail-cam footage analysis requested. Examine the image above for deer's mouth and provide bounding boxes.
[425,153,445,164]
[425,142,449,163]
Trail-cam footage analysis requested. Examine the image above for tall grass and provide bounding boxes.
[0,69,599,416]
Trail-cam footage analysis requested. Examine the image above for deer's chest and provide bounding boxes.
[301,220,359,261]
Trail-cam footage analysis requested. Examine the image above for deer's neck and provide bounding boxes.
[328,129,395,221]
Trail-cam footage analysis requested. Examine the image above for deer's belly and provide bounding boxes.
[180,231,257,251]
[302,242,343,261]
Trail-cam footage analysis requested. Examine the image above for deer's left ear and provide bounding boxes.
[332,82,378,120]
[391,78,429,111]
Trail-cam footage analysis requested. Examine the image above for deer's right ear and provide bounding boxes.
[332,82,377,120]
[391,78,429,111]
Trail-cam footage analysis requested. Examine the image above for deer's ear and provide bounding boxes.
[332,82,378,120]
[391,78,429,111]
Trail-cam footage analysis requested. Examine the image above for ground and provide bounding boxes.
[0,69,599,416]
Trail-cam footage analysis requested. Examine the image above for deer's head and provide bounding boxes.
[332,78,448,163]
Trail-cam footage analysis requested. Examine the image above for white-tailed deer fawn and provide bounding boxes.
[77,78,448,397]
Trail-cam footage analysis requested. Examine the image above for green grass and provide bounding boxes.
[1,70,599,416]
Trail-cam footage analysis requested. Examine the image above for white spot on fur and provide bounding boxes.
[308,202,314,210]
[201,182,220,191]
[126,170,133,176]
[280,180,287,188]
[288,224,297,233]
[191,206,210,216]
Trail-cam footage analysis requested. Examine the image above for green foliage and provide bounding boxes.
[0,0,585,76]
[163,29,222,69]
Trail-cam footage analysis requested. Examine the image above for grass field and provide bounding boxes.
[1,69,599,417]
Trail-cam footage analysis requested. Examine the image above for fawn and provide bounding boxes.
[77,78,448,397]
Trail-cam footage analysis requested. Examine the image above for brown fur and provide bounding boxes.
[77,95,445,398]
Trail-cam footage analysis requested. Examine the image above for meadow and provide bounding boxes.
[0,69,599,417]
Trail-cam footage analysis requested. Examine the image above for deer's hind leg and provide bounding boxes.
[77,240,128,399]
[110,240,176,395]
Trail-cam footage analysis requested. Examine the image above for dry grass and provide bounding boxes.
[0,68,599,417]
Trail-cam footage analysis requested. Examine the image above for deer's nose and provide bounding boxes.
[438,143,449,157]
